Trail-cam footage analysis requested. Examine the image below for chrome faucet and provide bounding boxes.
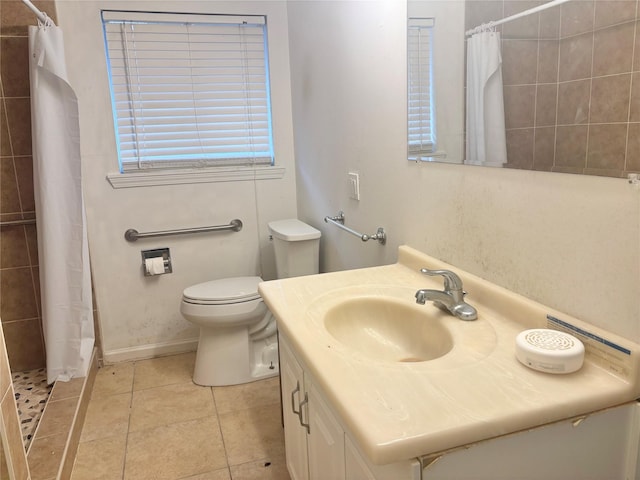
[415,268,478,321]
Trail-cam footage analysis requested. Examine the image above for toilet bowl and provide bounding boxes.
[180,276,278,386]
[181,219,320,387]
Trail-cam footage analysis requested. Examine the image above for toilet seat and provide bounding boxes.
[182,276,262,305]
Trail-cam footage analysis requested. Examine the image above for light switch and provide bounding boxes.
[348,172,360,200]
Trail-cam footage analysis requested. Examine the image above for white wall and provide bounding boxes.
[56,1,298,361]
[287,1,640,343]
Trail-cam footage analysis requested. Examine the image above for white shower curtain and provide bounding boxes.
[29,22,94,384]
[465,31,508,167]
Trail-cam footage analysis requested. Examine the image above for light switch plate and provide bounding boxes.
[348,172,360,200]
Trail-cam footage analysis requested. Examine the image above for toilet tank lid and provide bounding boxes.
[268,219,321,241]
[183,276,262,303]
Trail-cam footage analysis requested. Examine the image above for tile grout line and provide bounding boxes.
[210,385,233,479]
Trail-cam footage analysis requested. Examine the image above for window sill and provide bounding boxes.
[106,165,286,189]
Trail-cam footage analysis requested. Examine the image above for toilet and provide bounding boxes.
[180,219,321,386]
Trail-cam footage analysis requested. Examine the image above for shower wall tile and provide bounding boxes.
[533,127,556,171]
[630,73,640,120]
[594,0,639,29]
[0,227,30,268]
[627,123,640,171]
[505,128,534,169]
[555,125,588,168]
[634,20,640,70]
[539,7,561,39]
[559,33,594,82]
[0,157,21,213]
[592,21,635,76]
[2,319,46,371]
[14,156,35,212]
[504,85,536,128]
[535,83,558,127]
[0,102,11,156]
[560,0,595,37]
[0,36,30,98]
[587,124,628,173]
[557,79,590,125]
[537,41,560,82]
[502,40,538,84]
[0,267,39,321]
[589,73,631,123]
[3,97,31,156]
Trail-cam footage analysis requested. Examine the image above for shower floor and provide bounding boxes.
[13,368,52,450]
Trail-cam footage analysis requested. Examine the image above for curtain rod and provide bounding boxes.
[465,0,572,37]
[21,0,50,25]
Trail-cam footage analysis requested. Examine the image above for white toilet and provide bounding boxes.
[180,219,321,386]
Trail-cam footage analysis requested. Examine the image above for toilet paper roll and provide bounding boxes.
[145,257,166,275]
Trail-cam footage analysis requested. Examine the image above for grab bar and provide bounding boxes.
[324,211,386,245]
[0,218,36,227]
[124,219,243,242]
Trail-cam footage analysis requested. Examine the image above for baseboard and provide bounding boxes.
[102,338,198,364]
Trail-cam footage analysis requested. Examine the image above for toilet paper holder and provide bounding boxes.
[141,248,172,276]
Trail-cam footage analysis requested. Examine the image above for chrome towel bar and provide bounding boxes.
[324,211,386,245]
[124,219,243,242]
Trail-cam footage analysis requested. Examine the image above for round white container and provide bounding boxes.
[515,329,585,374]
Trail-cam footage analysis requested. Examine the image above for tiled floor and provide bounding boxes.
[70,352,291,480]
[12,368,53,450]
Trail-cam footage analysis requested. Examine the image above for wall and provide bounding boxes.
[0,0,53,372]
[288,1,640,343]
[467,0,640,176]
[55,1,298,361]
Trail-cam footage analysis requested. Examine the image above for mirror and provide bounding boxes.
[408,0,640,178]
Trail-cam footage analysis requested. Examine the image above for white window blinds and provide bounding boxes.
[407,18,436,159]
[101,11,274,172]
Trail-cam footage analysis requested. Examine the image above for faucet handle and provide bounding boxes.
[420,268,463,291]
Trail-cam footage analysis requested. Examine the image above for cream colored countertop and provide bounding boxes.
[258,246,640,465]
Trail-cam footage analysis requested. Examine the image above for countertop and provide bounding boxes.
[258,246,640,465]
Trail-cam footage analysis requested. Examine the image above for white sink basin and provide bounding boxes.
[324,297,454,363]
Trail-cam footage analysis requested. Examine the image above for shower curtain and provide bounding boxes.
[29,21,94,384]
[465,31,508,167]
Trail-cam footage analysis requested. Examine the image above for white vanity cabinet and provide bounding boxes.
[280,335,346,480]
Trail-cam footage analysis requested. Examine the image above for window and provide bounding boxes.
[101,11,274,173]
[407,18,436,161]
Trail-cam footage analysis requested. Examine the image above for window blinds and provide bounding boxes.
[407,18,436,158]
[101,11,274,171]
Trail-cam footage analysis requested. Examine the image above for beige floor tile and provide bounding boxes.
[27,431,68,480]
[229,456,291,480]
[213,377,280,414]
[125,416,226,480]
[71,431,127,480]
[133,353,196,391]
[178,468,231,480]
[129,382,215,433]
[35,397,77,438]
[81,392,131,442]
[93,362,134,396]
[219,403,285,466]
[49,377,83,401]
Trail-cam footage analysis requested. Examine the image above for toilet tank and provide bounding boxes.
[268,219,321,279]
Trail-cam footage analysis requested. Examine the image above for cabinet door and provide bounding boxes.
[280,339,309,480]
[308,382,345,480]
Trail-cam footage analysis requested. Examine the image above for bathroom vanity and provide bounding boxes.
[258,246,640,480]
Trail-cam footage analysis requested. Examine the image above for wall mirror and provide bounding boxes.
[408,0,640,178]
